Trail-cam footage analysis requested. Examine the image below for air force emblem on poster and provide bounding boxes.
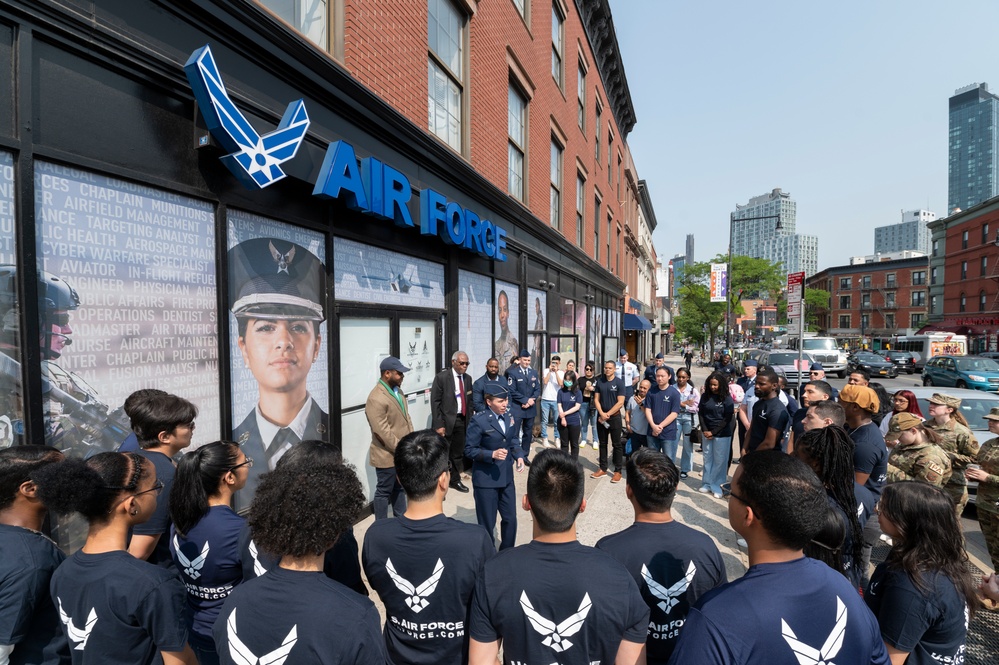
[185,45,310,189]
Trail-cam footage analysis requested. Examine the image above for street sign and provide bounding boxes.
[787,271,804,304]
[788,300,801,318]
[710,264,727,303]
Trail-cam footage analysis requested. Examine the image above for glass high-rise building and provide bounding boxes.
[874,209,935,255]
[731,188,818,277]
[948,83,999,214]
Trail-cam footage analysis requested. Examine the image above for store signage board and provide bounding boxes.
[185,45,508,261]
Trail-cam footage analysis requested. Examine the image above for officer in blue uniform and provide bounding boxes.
[465,382,525,550]
[507,348,540,463]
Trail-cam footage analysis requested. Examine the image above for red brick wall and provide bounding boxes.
[941,207,999,316]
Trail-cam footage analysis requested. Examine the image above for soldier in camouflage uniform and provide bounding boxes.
[923,393,980,516]
[967,406,999,571]
[884,412,952,488]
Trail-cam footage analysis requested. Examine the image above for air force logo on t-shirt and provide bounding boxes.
[641,562,695,614]
[57,599,97,651]
[781,596,846,665]
[226,608,297,665]
[520,591,592,653]
[248,540,268,577]
[386,558,444,613]
[173,535,210,580]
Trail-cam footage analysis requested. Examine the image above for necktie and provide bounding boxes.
[498,416,506,433]
[267,427,299,470]
[457,376,465,416]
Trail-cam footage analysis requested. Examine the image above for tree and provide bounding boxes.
[777,287,830,333]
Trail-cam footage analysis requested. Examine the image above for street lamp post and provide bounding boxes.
[727,212,783,348]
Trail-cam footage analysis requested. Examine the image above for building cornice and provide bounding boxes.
[574,0,637,137]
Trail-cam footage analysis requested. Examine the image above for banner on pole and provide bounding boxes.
[710,264,727,303]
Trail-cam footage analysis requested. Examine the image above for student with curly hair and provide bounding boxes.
[866,481,977,665]
[793,426,873,590]
[0,446,68,665]
[168,441,249,665]
[212,457,385,664]
[32,452,195,664]
[237,440,367,595]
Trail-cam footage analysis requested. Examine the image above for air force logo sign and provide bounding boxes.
[185,45,310,189]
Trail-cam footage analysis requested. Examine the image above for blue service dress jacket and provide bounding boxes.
[465,409,524,488]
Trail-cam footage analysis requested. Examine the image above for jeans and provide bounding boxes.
[677,413,695,474]
[597,415,623,472]
[646,434,664,454]
[374,466,406,520]
[192,643,220,665]
[702,435,731,494]
[540,399,558,440]
[579,402,595,442]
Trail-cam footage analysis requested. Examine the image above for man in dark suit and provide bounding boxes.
[431,350,472,493]
[507,348,540,464]
[465,382,525,549]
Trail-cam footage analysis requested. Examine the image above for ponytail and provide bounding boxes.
[32,452,147,522]
[170,441,240,537]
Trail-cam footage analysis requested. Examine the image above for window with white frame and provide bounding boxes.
[428,0,465,152]
[576,173,585,248]
[257,0,329,50]
[551,3,564,88]
[577,62,586,130]
[508,84,527,201]
[550,138,563,230]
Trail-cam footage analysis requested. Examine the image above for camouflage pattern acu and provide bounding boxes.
[886,441,952,488]
[976,436,999,515]
[924,418,978,513]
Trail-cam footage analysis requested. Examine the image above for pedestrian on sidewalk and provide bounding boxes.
[698,372,734,499]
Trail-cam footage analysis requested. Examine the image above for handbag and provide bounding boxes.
[689,427,702,444]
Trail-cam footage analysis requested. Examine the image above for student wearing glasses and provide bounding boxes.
[33,452,195,664]
[169,441,251,665]
[129,393,199,568]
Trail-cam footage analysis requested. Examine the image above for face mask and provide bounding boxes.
[564,381,574,388]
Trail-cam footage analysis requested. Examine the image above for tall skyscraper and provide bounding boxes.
[731,188,818,277]
[874,209,936,255]
[685,234,694,266]
[949,83,999,214]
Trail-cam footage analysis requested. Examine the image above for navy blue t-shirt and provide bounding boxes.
[213,566,387,665]
[132,449,176,569]
[747,395,790,453]
[0,524,68,664]
[791,407,808,439]
[49,550,188,664]
[668,557,889,665]
[854,482,876,526]
[238,523,368,596]
[169,505,245,650]
[594,375,627,417]
[469,540,649,664]
[596,521,727,665]
[849,422,888,496]
[644,385,682,441]
[865,564,969,665]
[556,389,584,427]
[362,513,495,665]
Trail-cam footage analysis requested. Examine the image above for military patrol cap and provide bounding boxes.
[228,238,326,322]
[928,393,961,409]
[619,349,628,357]
[984,406,999,421]
[380,356,410,373]
[484,381,509,400]
[885,412,924,442]
[519,348,530,358]
[810,362,824,371]
[744,359,758,368]
[655,352,664,359]
[839,384,880,414]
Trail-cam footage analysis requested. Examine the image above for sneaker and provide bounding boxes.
[591,470,607,479]
[680,472,689,479]
[611,472,622,483]
[712,492,723,499]
[697,486,711,494]
[592,441,599,450]
[736,537,747,548]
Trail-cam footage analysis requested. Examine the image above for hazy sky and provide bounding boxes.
[610,0,999,271]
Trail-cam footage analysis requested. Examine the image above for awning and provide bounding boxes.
[917,320,995,336]
[623,313,654,330]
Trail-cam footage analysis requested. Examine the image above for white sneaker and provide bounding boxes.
[713,492,723,499]
[736,538,747,548]
[592,441,599,450]
[697,486,711,494]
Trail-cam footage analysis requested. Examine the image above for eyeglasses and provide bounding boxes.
[134,479,165,498]
[183,421,196,430]
[228,457,254,472]
[809,371,822,375]
[456,361,469,366]
[729,490,752,509]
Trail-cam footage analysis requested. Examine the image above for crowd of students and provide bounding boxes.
[1,369,997,664]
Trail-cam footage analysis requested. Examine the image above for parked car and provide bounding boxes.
[979,351,999,362]
[757,351,814,397]
[847,352,898,379]
[880,350,918,374]
[922,355,999,392]
[909,386,999,506]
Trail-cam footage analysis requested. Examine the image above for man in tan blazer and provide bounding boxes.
[366,356,414,519]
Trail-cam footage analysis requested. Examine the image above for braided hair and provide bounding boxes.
[793,426,863,573]
[32,452,149,522]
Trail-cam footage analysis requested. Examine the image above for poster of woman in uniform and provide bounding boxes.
[0,152,19,447]
[494,281,519,371]
[227,210,329,512]
[459,270,493,377]
[34,161,220,460]
[527,288,546,374]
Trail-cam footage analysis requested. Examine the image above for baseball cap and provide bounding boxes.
[379,356,410,373]
[838,384,880,414]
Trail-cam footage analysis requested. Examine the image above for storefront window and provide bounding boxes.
[0,151,18,447]
[494,280,520,370]
[459,270,493,376]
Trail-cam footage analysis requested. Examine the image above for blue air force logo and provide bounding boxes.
[185,45,310,189]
